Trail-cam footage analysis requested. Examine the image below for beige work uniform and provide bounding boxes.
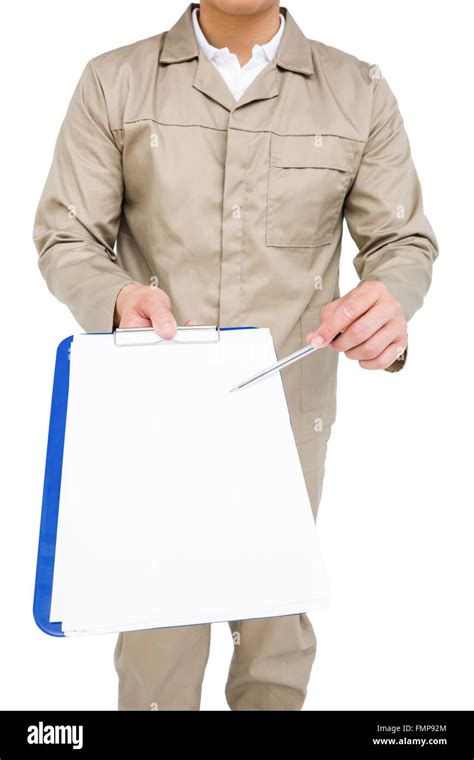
[33,4,438,710]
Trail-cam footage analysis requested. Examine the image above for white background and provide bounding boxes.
[0,0,472,710]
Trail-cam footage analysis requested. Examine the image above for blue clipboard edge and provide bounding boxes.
[33,335,73,636]
[33,327,257,637]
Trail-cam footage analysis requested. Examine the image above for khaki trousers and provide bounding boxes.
[114,427,331,710]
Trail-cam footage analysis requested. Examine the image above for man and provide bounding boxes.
[33,1,438,710]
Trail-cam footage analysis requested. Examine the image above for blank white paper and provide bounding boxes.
[50,328,330,635]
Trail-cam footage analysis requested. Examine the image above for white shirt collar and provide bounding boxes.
[192,7,285,65]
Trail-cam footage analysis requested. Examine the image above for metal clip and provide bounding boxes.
[113,325,220,347]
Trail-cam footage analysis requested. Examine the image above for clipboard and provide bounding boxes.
[33,326,330,636]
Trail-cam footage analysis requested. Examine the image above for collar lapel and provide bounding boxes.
[232,61,279,111]
[193,54,236,112]
[160,4,235,110]
[232,8,314,111]
[160,3,200,64]
[276,8,314,75]
[159,4,314,113]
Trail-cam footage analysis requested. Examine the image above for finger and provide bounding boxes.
[344,323,404,361]
[320,296,345,321]
[309,288,378,348]
[149,306,177,339]
[358,339,407,370]
[304,296,347,346]
[330,303,394,352]
[135,289,176,339]
[305,329,343,346]
[119,312,152,329]
[184,320,198,326]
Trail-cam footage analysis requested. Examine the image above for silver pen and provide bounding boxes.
[230,343,321,393]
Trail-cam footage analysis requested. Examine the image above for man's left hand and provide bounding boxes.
[305,280,408,370]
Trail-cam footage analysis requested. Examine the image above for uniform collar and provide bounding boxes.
[191,6,285,65]
[160,3,314,76]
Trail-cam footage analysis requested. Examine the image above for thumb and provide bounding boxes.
[148,302,178,340]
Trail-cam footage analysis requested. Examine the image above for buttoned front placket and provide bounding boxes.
[193,54,280,328]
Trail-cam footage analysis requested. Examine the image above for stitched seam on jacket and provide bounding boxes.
[117,119,367,142]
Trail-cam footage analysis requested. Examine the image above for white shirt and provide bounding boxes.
[192,8,285,101]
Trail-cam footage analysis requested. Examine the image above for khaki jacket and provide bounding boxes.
[33,4,438,509]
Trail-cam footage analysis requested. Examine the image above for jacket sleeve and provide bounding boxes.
[343,70,439,372]
[33,59,136,332]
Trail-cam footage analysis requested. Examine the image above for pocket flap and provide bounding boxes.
[270,134,354,171]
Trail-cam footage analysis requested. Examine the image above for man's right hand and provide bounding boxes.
[114,283,195,339]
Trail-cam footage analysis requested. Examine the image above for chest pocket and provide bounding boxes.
[266,134,355,248]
